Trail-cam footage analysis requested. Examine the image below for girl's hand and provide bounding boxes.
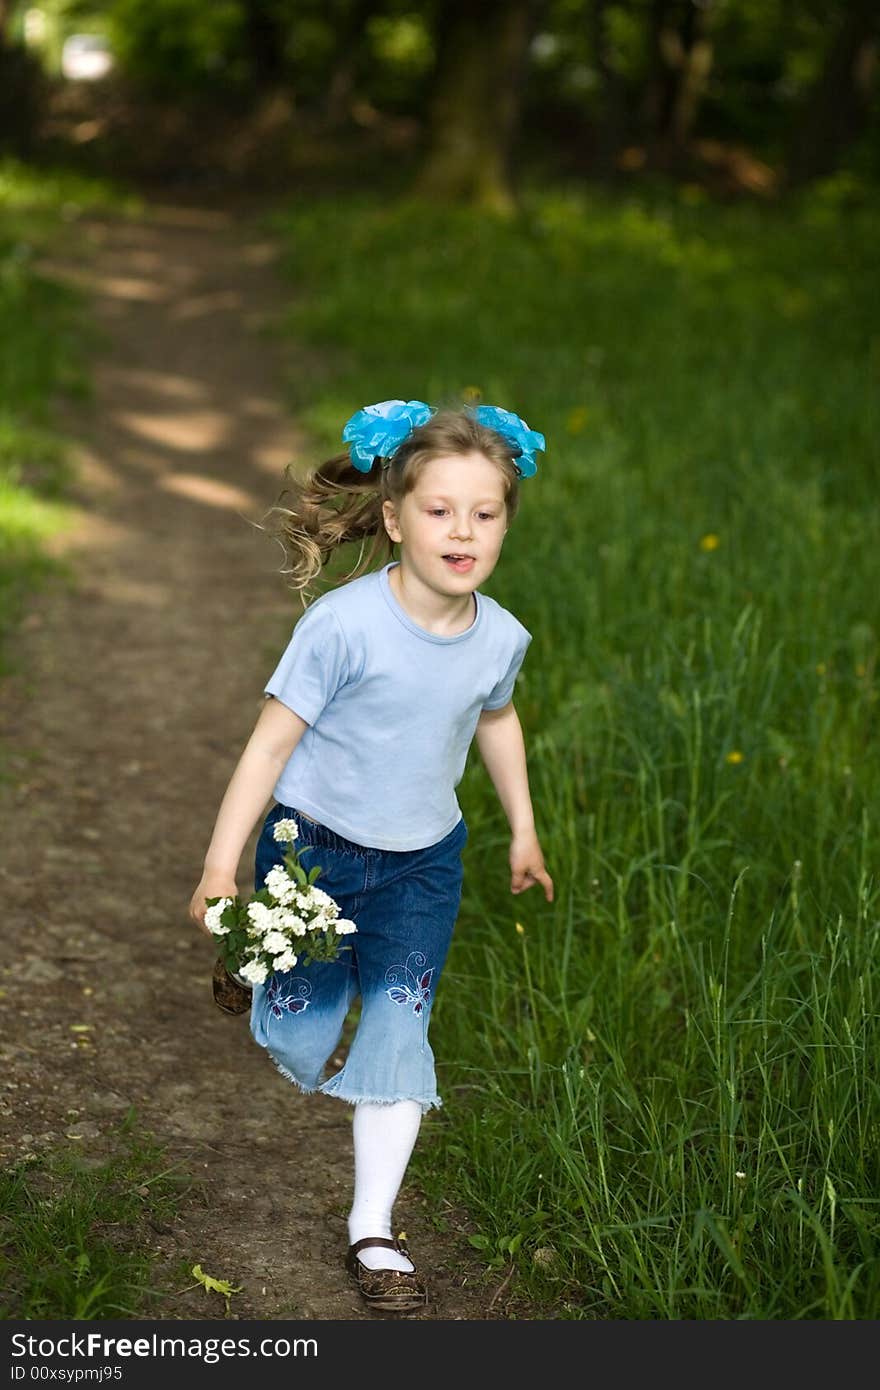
[189,873,238,938]
[509,831,554,902]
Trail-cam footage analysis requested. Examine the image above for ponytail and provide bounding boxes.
[256,451,392,607]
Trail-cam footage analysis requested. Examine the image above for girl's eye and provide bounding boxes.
[428,509,497,520]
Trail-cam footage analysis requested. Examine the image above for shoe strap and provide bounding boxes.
[350,1237,403,1257]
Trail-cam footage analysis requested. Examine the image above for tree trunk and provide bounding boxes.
[669,2,713,147]
[413,0,538,214]
[591,0,628,174]
[642,0,715,164]
[0,2,45,156]
[323,0,377,129]
[787,0,879,185]
[641,0,679,155]
[241,0,287,88]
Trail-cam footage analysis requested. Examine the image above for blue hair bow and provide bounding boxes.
[342,400,435,471]
[341,398,544,477]
[472,405,545,478]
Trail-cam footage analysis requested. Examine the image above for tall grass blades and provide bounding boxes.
[268,176,879,1318]
[0,1112,192,1319]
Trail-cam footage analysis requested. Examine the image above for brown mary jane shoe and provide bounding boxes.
[346,1236,428,1314]
[212,957,252,1015]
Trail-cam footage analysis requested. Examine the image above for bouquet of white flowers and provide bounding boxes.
[205,818,356,998]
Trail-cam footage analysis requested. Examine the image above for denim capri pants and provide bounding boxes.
[249,801,468,1114]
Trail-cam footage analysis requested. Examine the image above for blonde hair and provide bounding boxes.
[257,406,523,606]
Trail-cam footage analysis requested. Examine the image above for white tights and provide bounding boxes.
[347,1099,422,1272]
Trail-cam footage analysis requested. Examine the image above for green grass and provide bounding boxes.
[0,158,134,675]
[266,170,880,1318]
[0,1108,195,1319]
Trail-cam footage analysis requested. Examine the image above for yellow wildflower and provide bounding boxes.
[515,922,525,935]
[725,750,744,765]
[699,533,720,552]
[566,406,589,435]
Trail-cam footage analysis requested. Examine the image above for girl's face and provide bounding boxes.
[382,452,509,594]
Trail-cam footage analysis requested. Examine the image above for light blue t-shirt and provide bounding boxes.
[263,560,532,851]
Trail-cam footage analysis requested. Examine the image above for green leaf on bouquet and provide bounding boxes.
[307,864,322,884]
[290,862,307,886]
[220,900,239,929]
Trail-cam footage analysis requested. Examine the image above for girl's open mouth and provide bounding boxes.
[443,555,475,573]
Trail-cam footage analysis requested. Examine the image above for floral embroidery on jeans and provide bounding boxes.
[385,951,433,1016]
[267,975,311,1020]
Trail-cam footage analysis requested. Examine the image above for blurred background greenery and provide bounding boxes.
[0,1,877,198]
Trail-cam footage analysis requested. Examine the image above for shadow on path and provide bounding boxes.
[0,197,511,1321]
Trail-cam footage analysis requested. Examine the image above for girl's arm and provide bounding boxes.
[475,703,554,902]
[189,697,309,934]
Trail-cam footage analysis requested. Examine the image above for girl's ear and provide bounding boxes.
[382,499,402,543]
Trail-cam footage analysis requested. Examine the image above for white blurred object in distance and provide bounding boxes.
[61,34,114,82]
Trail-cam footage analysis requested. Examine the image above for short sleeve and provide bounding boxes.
[482,628,532,710]
[263,603,350,726]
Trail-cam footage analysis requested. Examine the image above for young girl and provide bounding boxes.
[189,399,554,1313]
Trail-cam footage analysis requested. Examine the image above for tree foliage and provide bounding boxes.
[10,0,879,187]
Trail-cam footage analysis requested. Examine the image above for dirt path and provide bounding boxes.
[0,198,515,1321]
